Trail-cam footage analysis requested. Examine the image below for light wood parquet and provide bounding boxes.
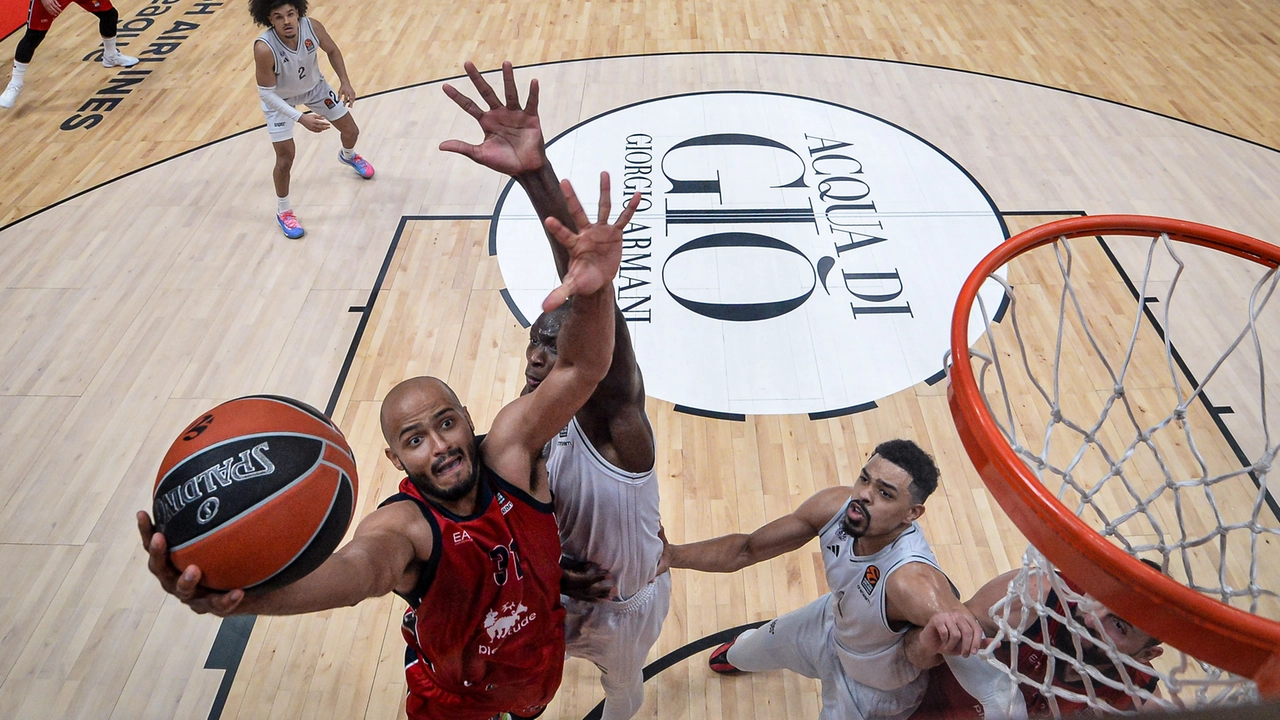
[0,2,1279,719]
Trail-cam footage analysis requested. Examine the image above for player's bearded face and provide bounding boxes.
[411,443,478,502]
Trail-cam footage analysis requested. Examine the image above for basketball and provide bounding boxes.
[151,395,358,592]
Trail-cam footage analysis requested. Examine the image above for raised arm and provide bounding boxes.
[663,486,851,573]
[138,502,430,617]
[482,174,639,492]
[441,60,652,470]
[310,18,356,106]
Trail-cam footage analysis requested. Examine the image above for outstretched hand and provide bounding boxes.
[137,511,245,617]
[542,173,641,312]
[439,61,546,177]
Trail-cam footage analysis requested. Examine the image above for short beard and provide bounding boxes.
[840,501,869,539]
[409,456,479,503]
[1056,610,1124,677]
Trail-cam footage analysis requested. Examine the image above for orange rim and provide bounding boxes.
[948,214,1280,693]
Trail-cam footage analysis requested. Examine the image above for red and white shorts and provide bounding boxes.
[28,0,113,33]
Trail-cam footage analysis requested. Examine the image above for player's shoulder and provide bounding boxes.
[305,16,329,36]
[797,485,854,525]
[366,493,437,544]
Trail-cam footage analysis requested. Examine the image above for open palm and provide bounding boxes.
[543,173,641,312]
[440,61,546,176]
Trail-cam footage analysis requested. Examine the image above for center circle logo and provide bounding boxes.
[492,91,1007,417]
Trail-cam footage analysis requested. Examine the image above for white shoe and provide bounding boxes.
[0,82,21,109]
[103,52,139,68]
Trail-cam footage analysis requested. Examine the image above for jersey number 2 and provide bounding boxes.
[489,542,525,586]
[298,66,307,81]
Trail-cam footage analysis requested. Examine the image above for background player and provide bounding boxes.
[250,0,373,238]
[139,173,641,720]
[440,61,668,720]
[663,440,985,720]
[907,564,1164,718]
[0,0,138,109]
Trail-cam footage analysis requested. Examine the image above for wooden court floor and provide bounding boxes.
[1,2,1279,719]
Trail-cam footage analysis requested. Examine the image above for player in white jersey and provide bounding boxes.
[663,440,987,720]
[441,61,669,720]
[250,0,374,239]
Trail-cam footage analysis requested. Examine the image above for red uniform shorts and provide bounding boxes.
[27,0,114,33]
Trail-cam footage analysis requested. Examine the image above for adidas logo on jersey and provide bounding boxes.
[826,543,842,557]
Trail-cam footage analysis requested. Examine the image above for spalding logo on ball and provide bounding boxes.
[152,395,358,591]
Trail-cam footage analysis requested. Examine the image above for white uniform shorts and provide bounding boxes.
[261,78,349,143]
[726,593,927,720]
[562,572,671,720]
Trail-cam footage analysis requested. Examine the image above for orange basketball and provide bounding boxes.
[152,395,358,591]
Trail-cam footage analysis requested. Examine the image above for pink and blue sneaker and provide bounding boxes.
[276,210,305,239]
[339,151,374,179]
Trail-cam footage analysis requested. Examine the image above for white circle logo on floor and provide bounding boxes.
[492,91,1006,417]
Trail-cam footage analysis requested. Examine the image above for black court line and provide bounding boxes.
[5,51,1279,235]
[579,621,768,720]
[0,53,1249,717]
[1093,234,1280,522]
[205,212,490,720]
[324,214,494,415]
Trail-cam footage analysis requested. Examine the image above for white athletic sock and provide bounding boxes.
[340,147,355,160]
[103,37,118,56]
[10,61,28,85]
[277,196,291,214]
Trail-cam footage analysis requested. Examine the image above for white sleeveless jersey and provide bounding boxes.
[546,417,663,601]
[820,502,942,691]
[255,17,324,100]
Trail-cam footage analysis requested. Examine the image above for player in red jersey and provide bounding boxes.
[1,0,139,109]
[140,169,641,719]
[907,566,1164,719]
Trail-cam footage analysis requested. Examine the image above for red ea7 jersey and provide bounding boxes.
[381,459,565,719]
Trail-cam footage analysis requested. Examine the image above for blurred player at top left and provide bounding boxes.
[0,0,139,109]
[250,0,374,239]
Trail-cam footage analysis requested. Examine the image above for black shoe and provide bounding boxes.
[709,639,746,675]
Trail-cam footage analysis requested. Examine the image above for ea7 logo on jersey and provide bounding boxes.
[859,565,881,598]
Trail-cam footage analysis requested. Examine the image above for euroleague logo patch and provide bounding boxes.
[492,92,1007,417]
[859,565,881,598]
[304,38,314,51]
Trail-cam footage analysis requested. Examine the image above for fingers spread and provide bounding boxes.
[465,61,502,110]
[438,139,480,159]
[596,172,612,225]
[525,78,540,117]
[501,61,520,110]
[542,283,571,314]
[614,192,642,228]
[560,179,590,231]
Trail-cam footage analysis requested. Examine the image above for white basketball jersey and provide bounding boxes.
[820,502,942,691]
[256,17,324,100]
[546,418,663,601]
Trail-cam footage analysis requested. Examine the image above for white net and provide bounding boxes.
[960,225,1280,715]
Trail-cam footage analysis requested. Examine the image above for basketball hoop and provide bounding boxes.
[947,215,1280,710]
